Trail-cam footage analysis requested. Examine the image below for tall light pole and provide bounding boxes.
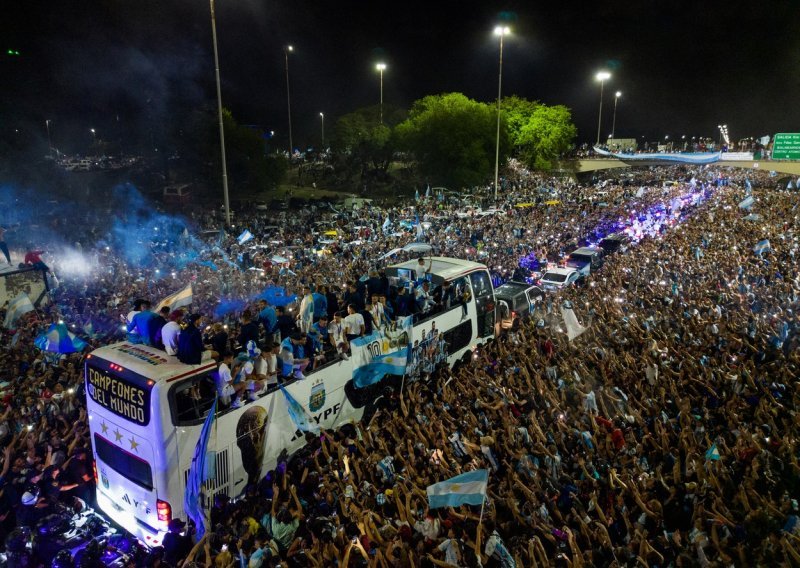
[493,25,510,202]
[595,71,611,146]
[375,63,386,124]
[611,91,621,140]
[319,112,325,149]
[209,0,231,226]
[285,45,294,157]
[45,120,53,157]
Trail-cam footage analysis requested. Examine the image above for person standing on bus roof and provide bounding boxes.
[343,304,365,341]
[298,285,314,333]
[237,310,260,351]
[257,299,278,343]
[177,314,205,364]
[125,299,146,342]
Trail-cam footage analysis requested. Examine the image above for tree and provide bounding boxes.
[331,105,403,181]
[186,108,287,196]
[503,97,577,170]
[395,93,507,188]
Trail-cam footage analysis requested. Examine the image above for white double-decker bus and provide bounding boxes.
[85,257,495,546]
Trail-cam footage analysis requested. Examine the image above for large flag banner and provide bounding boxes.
[351,316,413,388]
[738,196,755,210]
[279,384,320,434]
[427,469,488,509]
[184,399,217,540]
[237,229,254,245]
[155,283,193,313]
[561,305,587,341]
[3,292,35,328]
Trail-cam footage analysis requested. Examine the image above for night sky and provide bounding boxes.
[2,0,799,153]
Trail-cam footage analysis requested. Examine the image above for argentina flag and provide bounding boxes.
[237,229,254,245]
[754,239,771,255]
[3,292,35,328]
[184,399,217,539]
[352,346,409,388]
[279,384,320,434]
[426,469,489,509]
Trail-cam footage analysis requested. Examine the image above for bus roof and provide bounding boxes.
[387,256,487,281]
[87,342,217,384]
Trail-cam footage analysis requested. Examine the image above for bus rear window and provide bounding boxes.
[94,434,153,490]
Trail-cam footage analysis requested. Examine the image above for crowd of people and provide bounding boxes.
[0,163,799,567]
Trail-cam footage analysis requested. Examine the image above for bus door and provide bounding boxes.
[469,271,495,338]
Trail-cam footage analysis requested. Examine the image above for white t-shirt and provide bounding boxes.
[161,321,181,355]
[216,363,233,403]
[255,354,278,387]
[343,312,364,336]
[329,321,345,345]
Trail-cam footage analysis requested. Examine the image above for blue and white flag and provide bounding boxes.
[425,184,431,199]
[754,239,771,255]
[155,283,193,313]
[184,399,217,540]
[738,196,755,210]
[279,384,320,434]
[415,189,420,202]
[237,229,254,245]
[34,323,88,354]
[351,316,413,388]
[705,443,720,461]
[382,216,391,233]
[415,214,424,240]
[3,292,34,328]
[745,177,752,194]
[426,469,489,509]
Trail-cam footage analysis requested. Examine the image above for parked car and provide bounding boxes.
[566,246,604,276]
[539,267,582,292]
[599,233,631,255]
[494,282,544,331]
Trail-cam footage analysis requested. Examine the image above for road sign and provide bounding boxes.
[772,133,800,160]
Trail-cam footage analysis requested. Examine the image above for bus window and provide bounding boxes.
[443,320,472,354]
[94,433,153,490]
[469,271,492,298]
[170,374,216,426]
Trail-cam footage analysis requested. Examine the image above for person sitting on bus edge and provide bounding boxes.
[125,299,147,343]
[127,300,156,345]
[254,341,280,392]
[241,341,267,403]
[148,306,171,349]
[161,309,184,356]
[434,280,457,311]
[415,281,436,314]
[311,314,332,358]
[280,332,309,380]
[177,313,206,365]
[343,304,365,342]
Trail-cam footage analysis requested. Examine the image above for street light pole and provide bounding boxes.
[209,0,231,226]
[375,63,386,124]
[493,26,509,202]
[319,112,324,149]
[611,91,621,140]
[285,45,294,157]
[595,71,611,146]
[45,120,53,158]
